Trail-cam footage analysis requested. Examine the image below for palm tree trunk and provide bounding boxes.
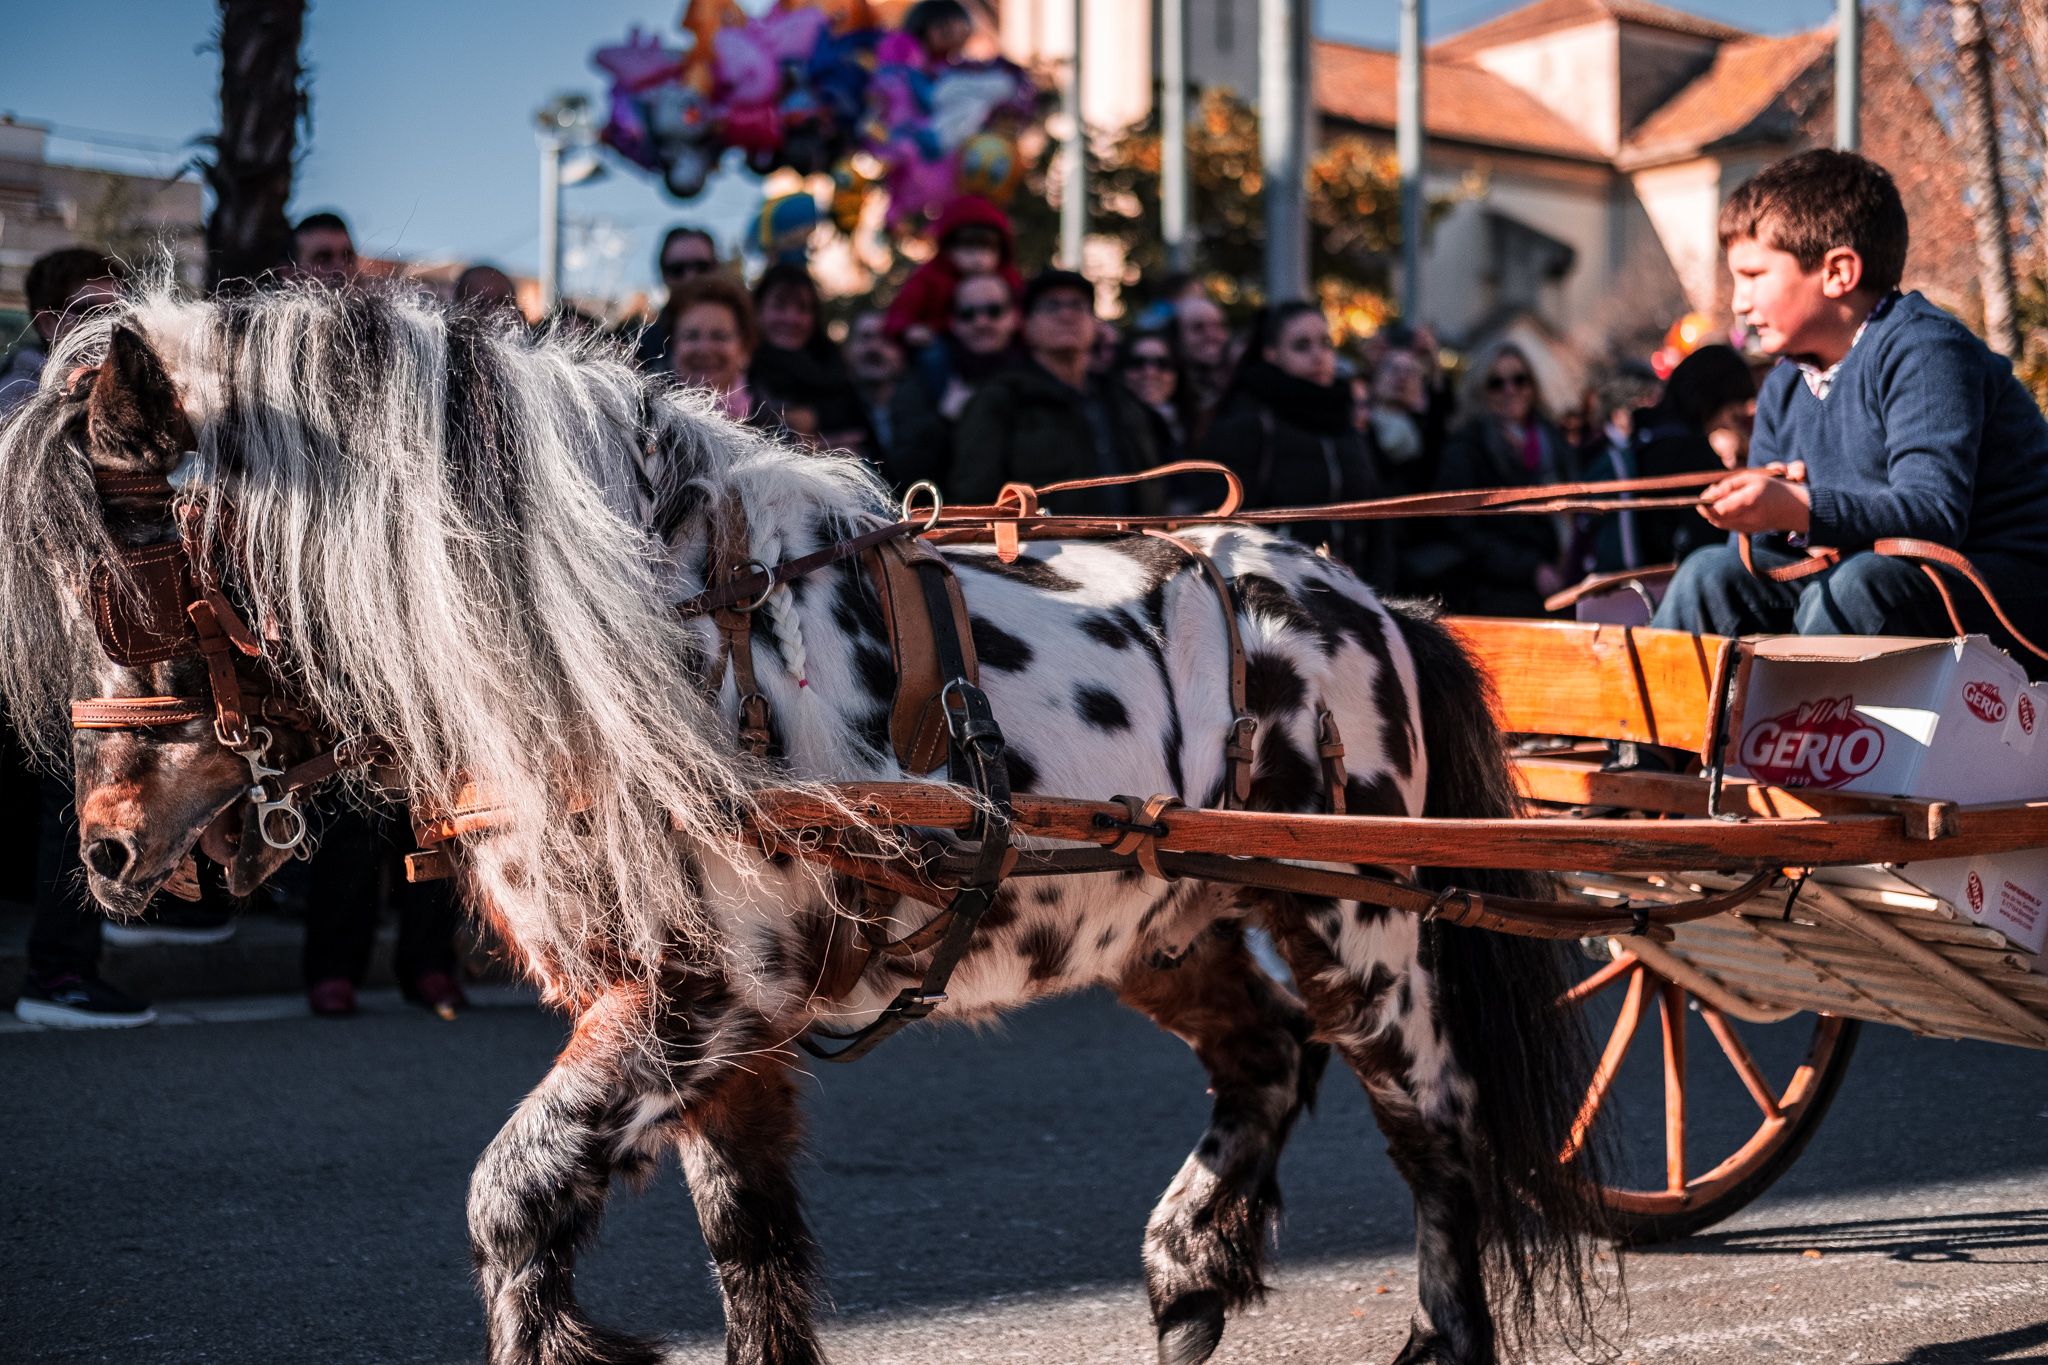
[1951,0,2019,354]
[204,0,307,290]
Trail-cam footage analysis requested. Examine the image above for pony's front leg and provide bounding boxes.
[468,983,672,1365]
[677,1054,825,1365]
[1117,921,1329,1365]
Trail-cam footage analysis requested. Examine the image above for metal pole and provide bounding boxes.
[1260,0,1307,298]
[1835,0,1861,151]
[1398,0,1425,321]
[1161,0,1189,273]
[538,129,562,312]
[1062,0,1087,269]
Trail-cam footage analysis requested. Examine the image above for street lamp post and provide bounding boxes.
[1161,0,1189,274]
[1260,0,1309,300]
[1062,0,1086,269]
[535,94,600,314]
[1836,0,1861,151]
[1398,0,1425,322]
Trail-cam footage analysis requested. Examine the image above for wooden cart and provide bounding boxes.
[1454,617,2048,1244]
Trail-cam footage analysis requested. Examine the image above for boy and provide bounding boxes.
[1652,150,2048,675]
[882,195,1022,350]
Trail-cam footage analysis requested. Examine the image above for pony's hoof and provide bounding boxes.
[1387,1320,1469,1364]
[1156,1289,1226,1365]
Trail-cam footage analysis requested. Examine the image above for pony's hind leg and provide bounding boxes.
[676,1054,824,1365]
[1117,920,1329,1365]
[468,983,673,1365]
[1260,899,1495,1365]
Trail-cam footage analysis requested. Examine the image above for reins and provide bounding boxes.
[67,448,2041,1061]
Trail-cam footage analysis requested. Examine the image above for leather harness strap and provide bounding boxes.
[1142,530,1257,808]
[706,494,774,759]
[1315,707,1349,815]
[1874,537,2048,664]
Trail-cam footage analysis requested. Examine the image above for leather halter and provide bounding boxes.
[69,466,338,851]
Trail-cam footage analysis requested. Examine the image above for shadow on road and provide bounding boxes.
[1867,1318,2048,1364]
[1680,1207,2048,1265]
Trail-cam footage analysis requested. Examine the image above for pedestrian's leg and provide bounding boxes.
[301,807,381,1007]
[1651,543,1799,636]
[27,776,101,979]
[1795,553,1954,637]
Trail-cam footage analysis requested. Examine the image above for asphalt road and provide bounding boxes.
[4,986,2046,1365]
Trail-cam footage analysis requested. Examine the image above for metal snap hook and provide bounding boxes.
[900,481,943,533]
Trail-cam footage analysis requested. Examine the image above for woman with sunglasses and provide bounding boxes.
[1116,328,1195,460]
[1430,341,1574,615]
[1197,301,1391,586]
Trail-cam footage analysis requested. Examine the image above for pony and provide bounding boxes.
[0,283,1611,1365]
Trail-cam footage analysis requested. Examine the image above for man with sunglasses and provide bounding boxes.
[635,225,720,372]
[947,269,1161,516]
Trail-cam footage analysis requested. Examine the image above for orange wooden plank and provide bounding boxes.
[1446,617,1733,753]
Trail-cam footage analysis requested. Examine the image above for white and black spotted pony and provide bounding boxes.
[0,284,1611,1365]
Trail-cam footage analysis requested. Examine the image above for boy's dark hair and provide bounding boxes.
[292,210,351,241]
[25,247,122,317]
[1718,149,1908,295]
[903,0,970,39]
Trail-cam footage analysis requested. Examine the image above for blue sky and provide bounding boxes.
[3,0,1840,297]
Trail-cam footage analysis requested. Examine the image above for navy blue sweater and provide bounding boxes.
[1752,292,2048,581]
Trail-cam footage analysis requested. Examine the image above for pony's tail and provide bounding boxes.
[1390,600,1616,1355]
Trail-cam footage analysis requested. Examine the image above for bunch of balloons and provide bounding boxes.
[593,0,1036,226]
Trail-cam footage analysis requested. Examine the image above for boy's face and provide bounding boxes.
[1726,236,1852,359]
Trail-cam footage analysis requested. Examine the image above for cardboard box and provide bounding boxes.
[1730,635,2048,956]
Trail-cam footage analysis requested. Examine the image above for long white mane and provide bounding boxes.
[0,281,894,999]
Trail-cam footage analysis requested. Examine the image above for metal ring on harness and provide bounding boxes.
[732,560,778,613]
[900,481,943,534]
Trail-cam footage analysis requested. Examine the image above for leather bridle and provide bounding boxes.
[70,464,344,854]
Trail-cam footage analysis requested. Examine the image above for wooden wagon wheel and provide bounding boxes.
[1558,944,1861,1245]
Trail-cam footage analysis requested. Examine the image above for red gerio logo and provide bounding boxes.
[1738,696,1885,788]
[1967,871,1985,912]
[2020,693,2037,736]
[1964,680,2006,723]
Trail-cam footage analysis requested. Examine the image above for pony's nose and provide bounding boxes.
[84,835,135,881]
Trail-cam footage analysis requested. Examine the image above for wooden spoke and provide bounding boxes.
[1699,1004,1782,1122]
[1561,965,1646,1164]
[1659,979,1687,1194]
[1558,950,1639,1007]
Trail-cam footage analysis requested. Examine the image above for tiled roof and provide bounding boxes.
[1315,41,1609,163]
[1622,28,1833,163]
[1433,0,1750,60]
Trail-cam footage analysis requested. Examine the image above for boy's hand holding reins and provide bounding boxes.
[1700,461,1811,535]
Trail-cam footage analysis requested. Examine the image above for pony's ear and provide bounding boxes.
[85,325,193,473]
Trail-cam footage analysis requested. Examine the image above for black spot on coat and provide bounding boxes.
[969,616,1035,672]
[1074,685,1130,731]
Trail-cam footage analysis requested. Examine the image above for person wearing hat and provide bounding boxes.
[946,269,1161,516]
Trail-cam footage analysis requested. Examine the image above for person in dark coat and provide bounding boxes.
[1582,345,1756,574]
[946,270,1160,515]
[748,263,877,456]
[845,307,948,493]
[1431,341,1574,615]
[1197,300,1391,587]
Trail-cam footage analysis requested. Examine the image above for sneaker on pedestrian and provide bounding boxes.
[14,972,157,1029]
[405,970,468,1018]
[307,977,357,1017]
[101,900,237,947]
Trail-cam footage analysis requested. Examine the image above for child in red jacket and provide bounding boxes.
[883,195,1024,350]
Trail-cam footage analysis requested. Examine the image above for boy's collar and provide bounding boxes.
[1795,291,1900,399]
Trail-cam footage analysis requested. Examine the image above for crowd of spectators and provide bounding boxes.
[0,200,1758,1028]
